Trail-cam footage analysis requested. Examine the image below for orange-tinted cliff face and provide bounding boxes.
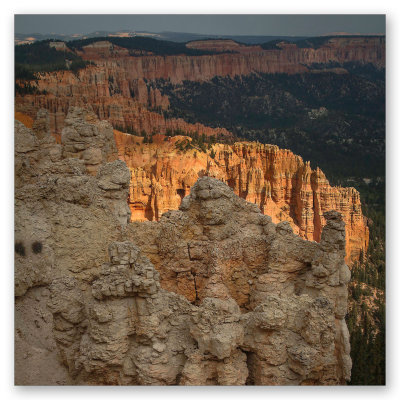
[75,37,384,83]
[16,92,232,139]
[14,110,369,263]
[114,130,369,263]
[15,112,33,128]
[15,36,377,263]
[15,36,384,136]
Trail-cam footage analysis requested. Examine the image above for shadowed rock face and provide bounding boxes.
[15,108,351,385]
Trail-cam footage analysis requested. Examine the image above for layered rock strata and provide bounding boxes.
[15,36,384,135]
[16,94,232,138]
[114,131,369,263]
[15,108,351,385]
[76,37,384,83]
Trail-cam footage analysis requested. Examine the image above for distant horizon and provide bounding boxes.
[14,15,386,37]
[15,29,386,38]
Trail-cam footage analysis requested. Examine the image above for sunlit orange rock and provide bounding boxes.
[114,131,369,263]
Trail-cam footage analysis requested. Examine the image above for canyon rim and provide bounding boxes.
[14,14,386,386]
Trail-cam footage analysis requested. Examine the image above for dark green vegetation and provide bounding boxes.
[155,65,385,385]
[67,36,221,56]
[346,181,385,385]
[15,40,90,76]
[157,32,308,44]
[15,30,309,46]
[260,35,385,50]
[31,241,43,255]
[14,36,226,81]
[158,65,385,181]
[14,242,26,257]
[336,176,385,384]
[259,40,287,50]
[173,131,217,154]
[15,81,42,95]
[347,287,385,385]
[293,35,384,49]
[15,40,90,93]
[15,64,37,80]
[114,124,234,149]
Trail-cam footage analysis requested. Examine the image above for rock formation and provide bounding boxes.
[76,37,384,83]
[186,39,264,53]
[16,94,232,138]
[15,110,368,262]
[114,131,369,263]
[15,36,385,136]
[15,108,351,385]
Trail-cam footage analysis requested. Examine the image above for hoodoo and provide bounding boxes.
[15,109,352,385]
[114,130,369,263]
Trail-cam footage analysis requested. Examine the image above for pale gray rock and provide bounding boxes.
[15,109,352,386]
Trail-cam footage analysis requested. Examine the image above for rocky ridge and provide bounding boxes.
[185,39,264,53]
[15,36,384,136]
[114,130,369,263]
[16,93,232,138]
[76,36,384,83]
[15,108,351,385]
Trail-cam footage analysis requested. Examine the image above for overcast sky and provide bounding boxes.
[14,14,385,36]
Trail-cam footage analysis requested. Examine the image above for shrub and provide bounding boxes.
[32,241,43,254]
[15,242,26,257]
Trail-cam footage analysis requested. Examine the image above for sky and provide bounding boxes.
[14,14,385,37]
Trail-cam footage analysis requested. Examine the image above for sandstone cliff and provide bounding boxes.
[15,36,384,136]
[15,108,351,385]
[114,131,369,263]
[76,37,384,83]
[16,93,232,138]
[15,110,369,262]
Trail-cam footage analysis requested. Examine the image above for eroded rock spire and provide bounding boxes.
[15,109,351,385]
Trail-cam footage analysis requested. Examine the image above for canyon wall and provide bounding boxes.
[114,131,369,263]
[15,109,352,385]
[15,36,384,135]
[76,36,384,83]
[15,37,375,263]
[15,110,369,263]
[16,92,232,138]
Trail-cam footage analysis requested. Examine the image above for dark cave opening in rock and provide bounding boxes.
[177,188,185,200]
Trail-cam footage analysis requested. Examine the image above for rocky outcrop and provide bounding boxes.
[16,94,232,138]
[114,132,369,263]
[14,111,368,262]
[14,108,130,298]
[60,107,119,174]
[15,108,132,384]
[15,109,351,385]
[78,40,154,60]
